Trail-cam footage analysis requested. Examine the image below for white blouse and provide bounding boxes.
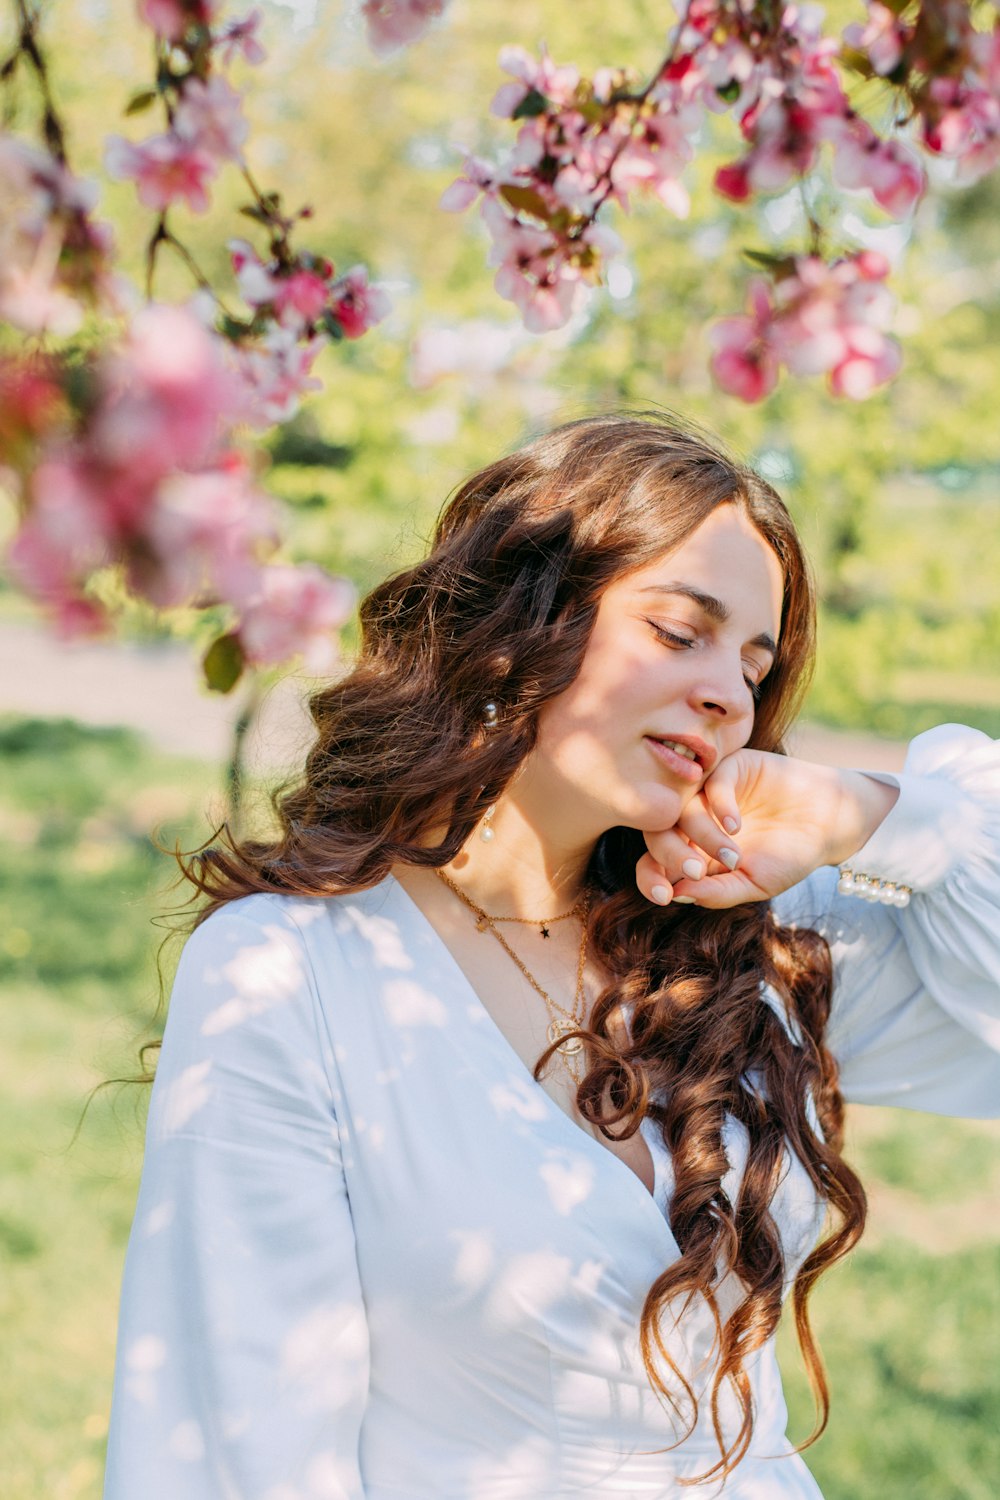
[103,725,1000,1500]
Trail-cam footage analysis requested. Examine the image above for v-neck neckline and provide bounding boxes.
[382,873,677,1244]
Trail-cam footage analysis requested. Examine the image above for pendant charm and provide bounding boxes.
[475,915,490,932]
[540,925,550,939]
[547,1019,584,1055]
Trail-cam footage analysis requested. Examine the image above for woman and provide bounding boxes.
[103,414,1000,1500]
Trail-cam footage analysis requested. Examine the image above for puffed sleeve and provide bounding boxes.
[773,724,1000,1117]
[103,895,370,1500]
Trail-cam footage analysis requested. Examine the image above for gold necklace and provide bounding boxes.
[434,869,592,1083]
[489,905,582,940]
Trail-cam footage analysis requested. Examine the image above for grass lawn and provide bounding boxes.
[1,714,997,1500]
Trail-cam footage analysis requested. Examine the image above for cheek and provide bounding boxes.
[536,652,648,754]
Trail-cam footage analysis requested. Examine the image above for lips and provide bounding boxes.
[644,733,717,777]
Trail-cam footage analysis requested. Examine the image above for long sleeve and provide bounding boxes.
[103,895,370,1500]
[773,724,1000,1117]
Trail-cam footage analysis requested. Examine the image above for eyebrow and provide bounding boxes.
[638,583,778,656]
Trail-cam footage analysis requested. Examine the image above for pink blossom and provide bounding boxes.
[843,3,908,77]
[7,456,112,631]
[328,265,391,339]
[710,322,780,402]
[494,44,581,111]
[272,268,332,328]
[137,0,218,43]
[0,359,65,461]
[236,562,356,672]
[104,132,216,213]
[174,76,248,163]
[216,8,267,66]
[609,110,693,216]
[709,281,778,402]
[439,155,495,212]
[143,464,279,606]
[229,237,277,306]
[0,260,84,337]
[494,257,583,333]
[828,338,901,399]
[771,255,901,397]
[95,304,241,477]
[714,159,751,201]
[832,121,924,217]
[923,77,1000,182]
[230,329,325,428]
[361,0,449,58]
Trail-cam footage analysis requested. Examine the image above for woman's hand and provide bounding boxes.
[635,749,900,909]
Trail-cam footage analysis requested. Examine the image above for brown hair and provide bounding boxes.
[181,413,866,1481]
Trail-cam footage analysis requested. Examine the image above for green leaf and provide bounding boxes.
[203,634,245,694]
[743,249,798,277]
[511,87,548,120]
[125,89,158,116]
[239,203,272,225]
[499,183,551,221]
[320,309,345,340]
[217,314,254,340]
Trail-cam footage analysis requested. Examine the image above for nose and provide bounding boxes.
[689,649,751,721]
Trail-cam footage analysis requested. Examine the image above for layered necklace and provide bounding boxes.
[434,868,592,1083]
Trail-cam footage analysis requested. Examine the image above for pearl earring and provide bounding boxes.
[479,701,499,842]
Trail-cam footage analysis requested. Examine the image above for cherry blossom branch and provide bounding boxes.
[443,0,999,397]
[1,0,388,695]
[11,0,67,162]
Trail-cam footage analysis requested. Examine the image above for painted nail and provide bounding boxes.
[650,884,671,905]
[682,858,705,880]
[673,895,696,904]
[718,847,739,870]
[723,816,739,835]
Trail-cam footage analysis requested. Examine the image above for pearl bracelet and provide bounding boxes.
[837,866,911,907]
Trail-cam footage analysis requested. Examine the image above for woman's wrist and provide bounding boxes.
[825,769,901,869]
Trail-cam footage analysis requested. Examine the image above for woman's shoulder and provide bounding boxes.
[184,880,401,975]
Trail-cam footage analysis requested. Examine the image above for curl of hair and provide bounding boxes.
[175,414,866,1483]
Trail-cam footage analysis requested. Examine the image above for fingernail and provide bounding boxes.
[718,847,739,870]
[682,858,704,880]
[673,895,696,904]
[723,816,739,835]
[650,884,671,905]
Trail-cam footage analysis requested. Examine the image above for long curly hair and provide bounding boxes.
[181,413,866,1482]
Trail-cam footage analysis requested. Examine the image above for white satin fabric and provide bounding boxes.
[103,725,1000,1500]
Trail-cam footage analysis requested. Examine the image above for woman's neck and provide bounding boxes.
[443,788,596,919]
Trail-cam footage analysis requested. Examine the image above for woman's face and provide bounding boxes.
[519,503,785,844]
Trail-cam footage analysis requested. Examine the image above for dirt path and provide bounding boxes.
[0,620,909,773]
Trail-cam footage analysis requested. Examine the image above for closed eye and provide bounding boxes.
[645,618,765,704]
[645,619,694,650]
